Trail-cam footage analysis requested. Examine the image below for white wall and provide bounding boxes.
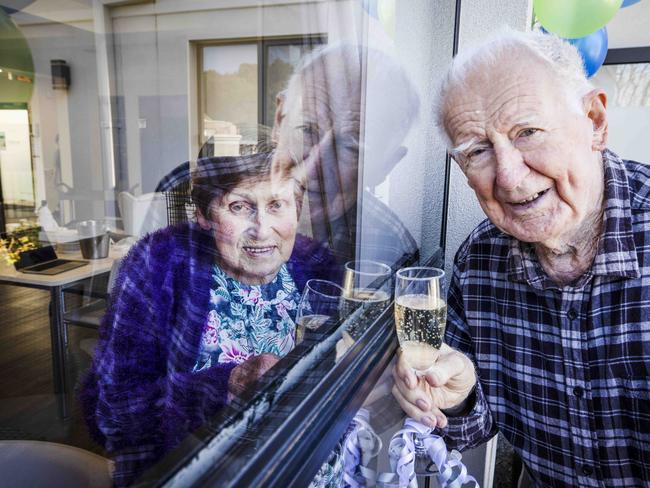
[443,0,533,275]
[17,17,105,223]
[391,0,456,263]
[111,0,356,193]
[606,0,650,49]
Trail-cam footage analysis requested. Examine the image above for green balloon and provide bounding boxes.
[0,9,34,104]
[534,0,623,38]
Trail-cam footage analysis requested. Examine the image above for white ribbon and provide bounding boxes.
[343,408,383,487]
[376,418,479,488]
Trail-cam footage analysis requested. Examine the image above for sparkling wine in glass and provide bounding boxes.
[394,267,447,374]
[340,260,392,339]
[295,279,343,344]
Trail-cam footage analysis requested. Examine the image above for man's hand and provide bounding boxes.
[228,353,280,402]
[392,344,476,429]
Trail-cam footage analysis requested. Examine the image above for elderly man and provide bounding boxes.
[393,30,650,487]
[274,44,420,268]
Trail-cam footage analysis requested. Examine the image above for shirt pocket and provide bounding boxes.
[622,376,650,400]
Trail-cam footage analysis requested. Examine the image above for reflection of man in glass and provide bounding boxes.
[274,44,420,267]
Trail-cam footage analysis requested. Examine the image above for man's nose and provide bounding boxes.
[493,140,529,191]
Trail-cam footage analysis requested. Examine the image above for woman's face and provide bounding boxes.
[198,177,299,285]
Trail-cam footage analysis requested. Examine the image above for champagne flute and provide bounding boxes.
[295,279,343,344]
[340,260,392,339]
[394,267,446,375]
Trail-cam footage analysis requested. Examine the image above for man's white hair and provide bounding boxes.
[434,28,594,149]
[282,42,420,172]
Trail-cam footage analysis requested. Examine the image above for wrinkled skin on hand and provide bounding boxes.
[227,353,280,402]
[391,344,476,429]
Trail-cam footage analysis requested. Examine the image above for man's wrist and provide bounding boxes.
[440,384,477,417]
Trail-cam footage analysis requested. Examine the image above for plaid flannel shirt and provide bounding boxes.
[443,150,650,487]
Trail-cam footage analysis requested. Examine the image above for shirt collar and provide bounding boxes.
[507,149,640,289]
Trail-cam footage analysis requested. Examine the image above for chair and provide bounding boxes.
[117,191,167,237]
[0,440,112,487]
[164,178,195,225]
[63,258,122,331]
[154,161,195,225]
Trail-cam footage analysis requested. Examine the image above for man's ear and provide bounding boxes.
[270,90,287,145]
[583,88,608,151]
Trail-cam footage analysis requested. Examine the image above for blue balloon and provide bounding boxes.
[621,0,641,7]
[567,27,609,78]
[541,27,608,78]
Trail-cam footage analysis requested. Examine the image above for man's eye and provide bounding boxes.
[518,128,539,138]
[296,124,319,136]
[467,147,487,159]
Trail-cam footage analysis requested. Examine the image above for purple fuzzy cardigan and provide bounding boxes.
[81,222,338,486]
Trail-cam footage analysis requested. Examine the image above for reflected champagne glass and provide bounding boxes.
[394,267,446,375]
[340,260,392,339]
[295,279,343,344]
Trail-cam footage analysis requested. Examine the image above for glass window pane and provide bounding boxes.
[264,42,321,128]
[0,1,454,486]
[201,44,258,156]
[0,108,35,226]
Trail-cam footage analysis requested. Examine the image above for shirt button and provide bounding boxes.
[581,464,593,476]
[573,386,584,398]
[567,308,578,320]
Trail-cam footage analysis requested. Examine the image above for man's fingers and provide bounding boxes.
[393,349,418,389]
[424,350,467,387]
[391,385,449,429]
[392,385,436,428]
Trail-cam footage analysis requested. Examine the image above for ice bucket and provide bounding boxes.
[77,220,110,259]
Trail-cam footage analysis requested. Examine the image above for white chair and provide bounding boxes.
[0,440,112,487]
[117,191,168,237]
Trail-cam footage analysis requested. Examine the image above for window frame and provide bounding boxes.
[194,35,326,154]
[604,46,650,65]
[139,248,442,487]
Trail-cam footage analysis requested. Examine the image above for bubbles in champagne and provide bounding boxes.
[395,294,447,349]
[340,288,390,340]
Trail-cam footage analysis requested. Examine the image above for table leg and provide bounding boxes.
[50,286,70,420]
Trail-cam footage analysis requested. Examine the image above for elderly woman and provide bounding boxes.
[82,151,317,486]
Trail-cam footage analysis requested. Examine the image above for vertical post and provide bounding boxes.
[438,0,462,256]
[50,285,70,420]
[92,0,117,213]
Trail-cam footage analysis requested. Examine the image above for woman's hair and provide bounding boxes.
[191,150,305,220]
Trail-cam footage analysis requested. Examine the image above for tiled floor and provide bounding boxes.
[0,283,104,454]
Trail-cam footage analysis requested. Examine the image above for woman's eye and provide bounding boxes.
[229,202,252,214]
[268,200,284,212]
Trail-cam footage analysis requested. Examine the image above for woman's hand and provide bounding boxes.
[228,353,280,402]
[391,344,476,429]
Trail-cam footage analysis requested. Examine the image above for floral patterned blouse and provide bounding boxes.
[193,263,300,372]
